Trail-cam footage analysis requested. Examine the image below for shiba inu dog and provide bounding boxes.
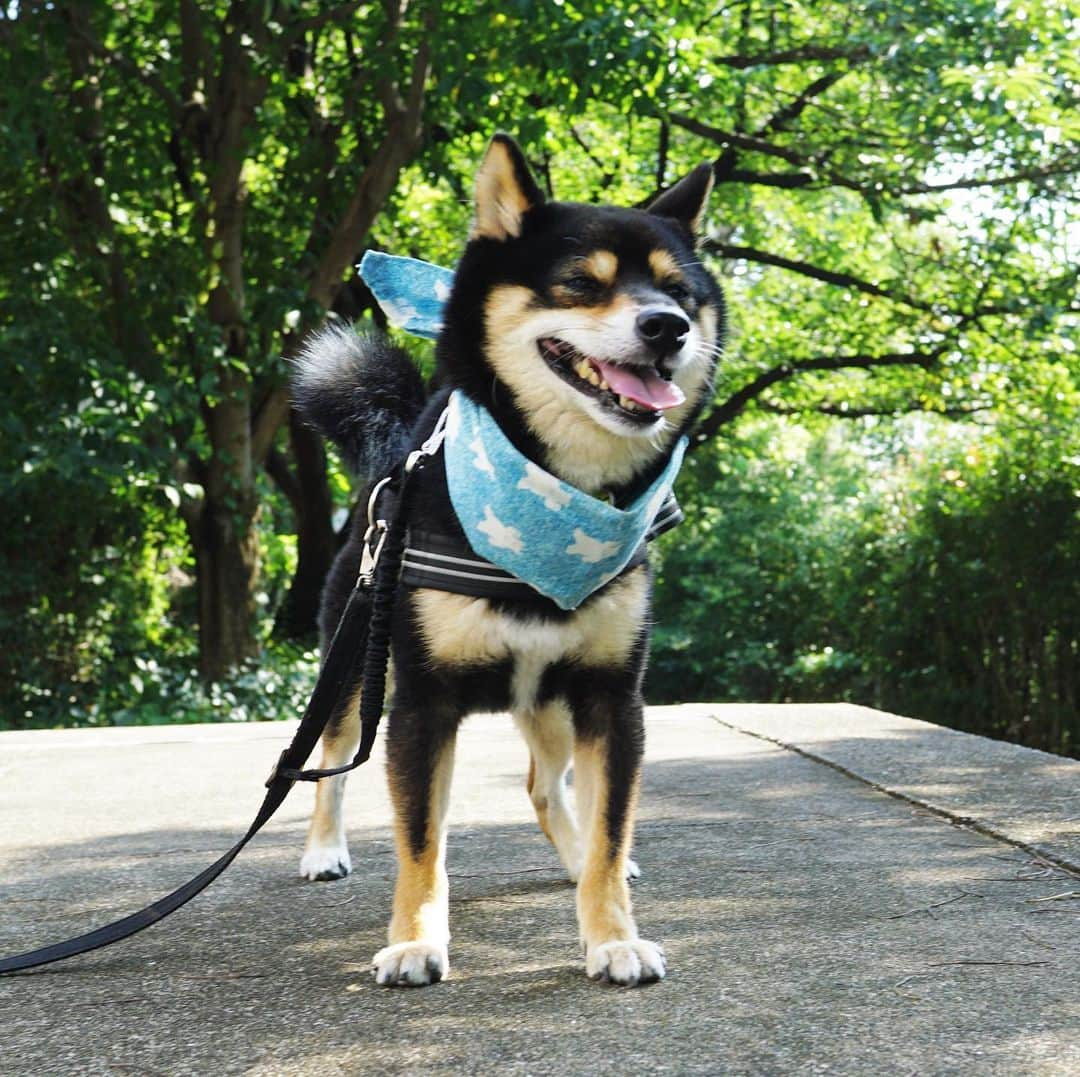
[292,135,724,987]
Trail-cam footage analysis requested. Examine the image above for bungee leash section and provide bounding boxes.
[0,415,448,976]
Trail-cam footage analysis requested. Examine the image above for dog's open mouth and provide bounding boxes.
[538,338,685,423]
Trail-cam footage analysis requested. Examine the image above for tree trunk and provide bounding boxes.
[192,366,261,681]
[190,495,260,681]
[177,7,270,681]
[271,412,340,642]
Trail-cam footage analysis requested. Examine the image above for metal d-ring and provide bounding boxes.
[365,474,394,529]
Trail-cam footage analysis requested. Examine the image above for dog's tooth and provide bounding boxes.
[598,377,610,391]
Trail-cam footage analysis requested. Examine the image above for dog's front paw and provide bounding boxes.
[373,941,448,987]
[586,939,665,986]
[299,843,351,882]
[625,857,641,880]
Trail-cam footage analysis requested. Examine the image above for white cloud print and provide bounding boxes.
[517,462,572,511]
[477,505,524,554]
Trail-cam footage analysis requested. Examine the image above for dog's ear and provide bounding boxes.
[472,134,546,241]
[646,163,714,236]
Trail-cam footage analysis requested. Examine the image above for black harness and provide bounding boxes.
[401,492,682,600]
[0,428,682,975]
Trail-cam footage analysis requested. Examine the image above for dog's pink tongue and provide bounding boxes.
[592,359,686,411]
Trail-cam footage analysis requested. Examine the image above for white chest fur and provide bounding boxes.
[412,567,649,714]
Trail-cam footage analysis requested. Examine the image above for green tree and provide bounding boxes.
[2,0,1077,738]
[4,0,435,679]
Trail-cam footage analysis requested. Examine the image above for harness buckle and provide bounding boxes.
[358,520,388,585]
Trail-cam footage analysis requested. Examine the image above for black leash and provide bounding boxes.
[0,422,443,976]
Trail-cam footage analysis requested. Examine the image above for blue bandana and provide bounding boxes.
[358,251,689,609]
[443,392,687,610]
[359,251,454,340]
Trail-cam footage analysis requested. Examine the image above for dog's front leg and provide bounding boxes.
[299,689,361,882]
[373,706,457,987]
[574,698,665,986]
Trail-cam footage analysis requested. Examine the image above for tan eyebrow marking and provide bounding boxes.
[582,250,618,287]
[649,249,683,283]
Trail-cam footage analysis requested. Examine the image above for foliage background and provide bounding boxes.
[1,0,1077,756]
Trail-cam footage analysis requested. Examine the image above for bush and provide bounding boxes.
[649,411,1079,758]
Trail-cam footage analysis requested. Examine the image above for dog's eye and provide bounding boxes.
[562,274,602,294]
[661,281,691,305]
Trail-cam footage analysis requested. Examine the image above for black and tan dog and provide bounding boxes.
[292,135,724,987]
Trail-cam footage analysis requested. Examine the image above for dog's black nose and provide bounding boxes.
[636,308,690,354]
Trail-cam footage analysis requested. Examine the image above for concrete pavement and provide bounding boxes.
[1,704,1078,1076]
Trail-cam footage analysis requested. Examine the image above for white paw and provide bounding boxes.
[625,857,641,880]
[372,941,448,987]
[299,843,351,882]
[586,939,666,986]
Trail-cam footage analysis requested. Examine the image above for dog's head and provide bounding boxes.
[437,135,725,495]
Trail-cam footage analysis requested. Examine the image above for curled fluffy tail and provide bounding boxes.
[291,325,427,481]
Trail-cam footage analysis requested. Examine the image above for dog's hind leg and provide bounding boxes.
[515,702,583,881]
[572,696,665,987]
[299,689,361,882]
[517,702,641,883]
[373,705,458,987]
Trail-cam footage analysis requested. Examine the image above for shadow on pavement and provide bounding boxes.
[1,733,1078,1075]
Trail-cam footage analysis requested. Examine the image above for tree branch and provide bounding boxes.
[655,116,670,191]
[720,168,817,189]
[756,71,849,138]
[693,348,948,444]
[896,158,1080,194]
[703,240,936,312]
[757,400,994,419]
[179,0,209,104]
[281,1,364,44]
[671,114,810,168]
[567,124,614,192]
[712,44,871,68]
[265,447,303,515]
[305,15,433,310]
[251,385,291,467]
[680,104,1078,200]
